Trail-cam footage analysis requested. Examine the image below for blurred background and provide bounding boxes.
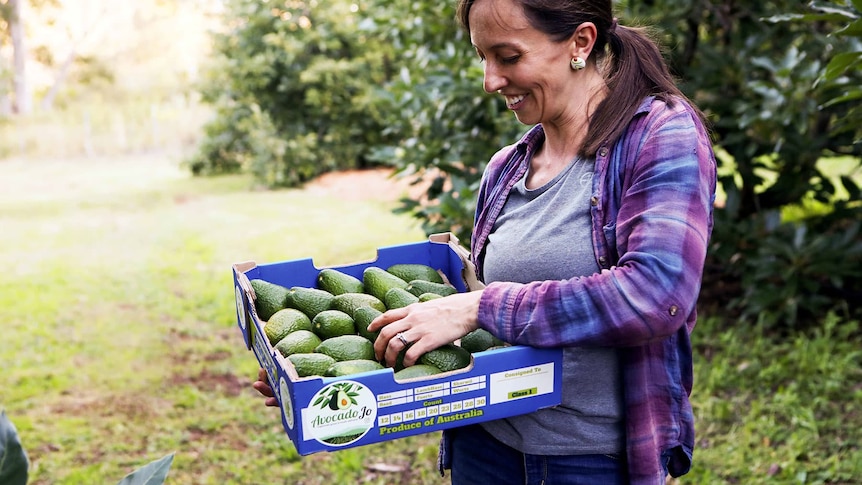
[1,0,861,484]
[1,0,217,159]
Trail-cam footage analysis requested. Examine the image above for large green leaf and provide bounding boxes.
[0,409,28,485]
[823,51,862,81]
[115,453,175,485]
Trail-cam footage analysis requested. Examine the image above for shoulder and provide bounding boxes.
[636,96,707,131]
[617,96,710,148]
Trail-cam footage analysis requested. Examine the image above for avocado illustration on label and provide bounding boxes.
[328,389,352,410]
[313,382,361,410]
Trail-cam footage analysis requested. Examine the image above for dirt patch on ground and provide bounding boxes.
[168,368,248,398]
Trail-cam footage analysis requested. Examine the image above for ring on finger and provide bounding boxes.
[396,332,410,346]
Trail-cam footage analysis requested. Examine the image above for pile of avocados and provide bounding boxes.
[249,263,505,380]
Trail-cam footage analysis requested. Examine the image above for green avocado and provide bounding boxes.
[354,306,383,343]
[317,269,364,295]
[285,286,334,319]
[363,266,409,302]
[325,359,385,377]
[419,343,472,372]
[331,292,386,318]
[386,263,444,284]
[249,279,290,321]
[405,280,458,298]
[393,364,443,380]
[384,287,419,310]
[315,334,376,362]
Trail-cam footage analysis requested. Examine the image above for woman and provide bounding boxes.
[258,0,716,483]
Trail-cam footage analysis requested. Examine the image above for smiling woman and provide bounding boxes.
[254,1,716,483]
[380,1,715,484]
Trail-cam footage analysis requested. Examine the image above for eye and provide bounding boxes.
[501,55,520,65]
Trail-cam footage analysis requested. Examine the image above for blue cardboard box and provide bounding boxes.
[232,233,563,455]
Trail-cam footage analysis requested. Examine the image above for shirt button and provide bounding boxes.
[598,147,609,157]
[669,305,679,316]
[590,196,599,206]
[598,256,608,266]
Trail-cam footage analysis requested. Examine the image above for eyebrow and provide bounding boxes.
[473,41,520,51]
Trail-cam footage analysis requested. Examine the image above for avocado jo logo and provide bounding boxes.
[314,381,360,411]
[306,380,376,447]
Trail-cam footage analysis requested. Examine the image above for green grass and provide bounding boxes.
[1,155,859,484]
[687,315,862,484]
[0,155,443,484]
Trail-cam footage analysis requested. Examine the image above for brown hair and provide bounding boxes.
[456,0,705,157]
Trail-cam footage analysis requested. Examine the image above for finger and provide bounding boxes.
[367,307,409,332]
[257,367,269,384]
[265,397,279,407]
[383,330,415,368]
[394,329,442,367]
[253,380,275,398]
[374,317,408,362]
[373,315,410,360]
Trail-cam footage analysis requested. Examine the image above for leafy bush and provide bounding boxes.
[364,0,522,242]
[706,210,862,331]
[698,1,862,330]
[186,0,397,186]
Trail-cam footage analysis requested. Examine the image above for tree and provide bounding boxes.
[363,0,521,241]
[1,0,30,115]
[186,0,400,186]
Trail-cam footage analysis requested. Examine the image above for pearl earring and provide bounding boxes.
[570,57,586,70]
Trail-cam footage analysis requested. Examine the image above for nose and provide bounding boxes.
[482,61,506,94]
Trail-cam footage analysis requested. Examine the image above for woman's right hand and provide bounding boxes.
[252,367,280,407]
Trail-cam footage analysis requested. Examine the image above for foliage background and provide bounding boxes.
[189,0,862,331]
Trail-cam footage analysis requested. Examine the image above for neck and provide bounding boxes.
[540,70,608,163]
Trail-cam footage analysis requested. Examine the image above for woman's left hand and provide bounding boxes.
[368,290,483,368]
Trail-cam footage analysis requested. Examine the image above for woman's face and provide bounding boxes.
[468,0,578,126]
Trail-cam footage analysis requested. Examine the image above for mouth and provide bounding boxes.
[504,94,527,110]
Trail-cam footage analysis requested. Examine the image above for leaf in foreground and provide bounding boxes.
[0,409,29,485]
[116,453,175,485]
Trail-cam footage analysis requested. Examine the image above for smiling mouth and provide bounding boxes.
[505,94,526,109]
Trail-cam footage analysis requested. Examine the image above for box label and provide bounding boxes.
[252,324,277,394]
[234,285,248,332]
[278,377,295,430]
[375,382,488,438]
[489,363,555,404]
[303,381,377,446]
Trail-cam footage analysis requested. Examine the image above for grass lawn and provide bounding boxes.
[1,154,859,484]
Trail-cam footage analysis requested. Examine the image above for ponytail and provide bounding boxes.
[583,23,706,157]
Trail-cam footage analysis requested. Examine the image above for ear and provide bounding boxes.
[569,22,598,60]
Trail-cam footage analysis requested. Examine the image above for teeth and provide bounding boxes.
[506,94,526,107]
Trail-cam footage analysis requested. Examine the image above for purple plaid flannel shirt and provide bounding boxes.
[450,96,716,484]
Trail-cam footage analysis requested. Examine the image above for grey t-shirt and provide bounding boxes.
[480,155,624,455]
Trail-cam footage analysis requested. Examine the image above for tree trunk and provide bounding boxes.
[10,0,32,115]
[40,51,76,112]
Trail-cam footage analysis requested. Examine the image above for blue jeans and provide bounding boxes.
[449,424,627,485]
